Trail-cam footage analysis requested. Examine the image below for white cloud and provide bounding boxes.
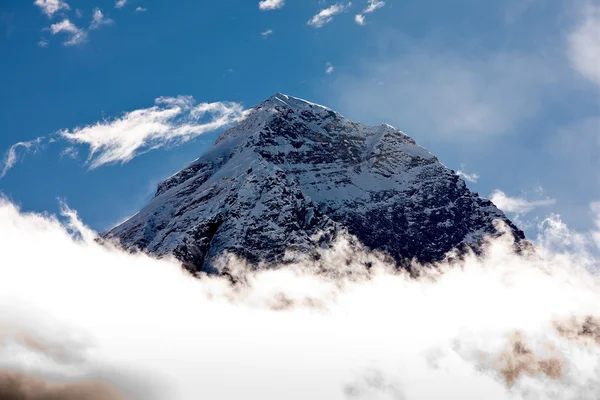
[308,3,351,28]
[261,29,273,37]
[592,201,600,248]
[331,49,556,140]
[60,146,79,160]
[1,138,43,178]
[456,166,480,183]
[135,7,147,13]
[49,19,87,46]
[34,0,70,18]
[0,198,599,399]
[89,8,114,30]
[326,62,334,74]
[258,0,285,11]
[355,0,384,25]
[490,190,556,214]
[37,39,48,47]
[567,3,600,90]
[114,0,127,9]
[58,96,245,169]
[363,0,385,13]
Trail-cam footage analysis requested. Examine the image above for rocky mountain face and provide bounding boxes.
[104,93,524,274]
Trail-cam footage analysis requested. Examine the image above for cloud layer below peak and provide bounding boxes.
[0,197,599,399]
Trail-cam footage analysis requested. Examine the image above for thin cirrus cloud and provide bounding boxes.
[1,138,44,179]
[331,49,556,141]
[456,166,480,183]
[57,96,245,169]
[261,29,273,37]
[355,0,385,25]
[34,0,70,18]
[567,2,600,90]
[308,3,352,28]
[135,7,147,13]
[89,8,114,30]
[258,0,285,11]
[325,62,334,74]
[0,97,245,177]
[490,190,556,214]
[48,19,87,46]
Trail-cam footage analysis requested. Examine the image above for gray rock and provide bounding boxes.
[104,93,524,273]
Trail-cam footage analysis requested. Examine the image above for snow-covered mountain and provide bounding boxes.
[105,93,524,273]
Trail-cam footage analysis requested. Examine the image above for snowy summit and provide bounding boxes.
[105,94,524,273]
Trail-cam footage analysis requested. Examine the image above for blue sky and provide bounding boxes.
[0,0,599,237]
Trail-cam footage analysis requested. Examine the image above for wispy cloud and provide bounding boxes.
[355,0,384,25]
[258,0,285,11]
[326,62,334,74]
[60,146,79,160]
[135,6,147,13]
[331,48,556,140]
[456,165,480,183]
[550,117,600,160]
[490,190,556,214]
[592,201,600,248]
[308,3,351,28]
[49,19,87,45]
[58,96,245,169]
[89,8,113,30]
[567,2,600,90]
[114,0,127,9]
[1,138,44,178]
[37,39,48,47]
[34,0,70,18]
[261,29,273,37]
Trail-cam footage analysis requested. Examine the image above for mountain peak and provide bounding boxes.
[105,94,525,274]
[259,93,336,114]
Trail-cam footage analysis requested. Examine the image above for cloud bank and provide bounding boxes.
[0,197,599,399]
[0,370,129,400]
